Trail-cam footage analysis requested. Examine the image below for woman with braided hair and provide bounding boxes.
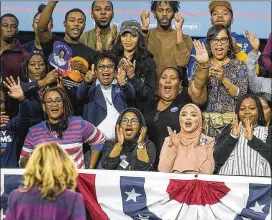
[20,87,105,169]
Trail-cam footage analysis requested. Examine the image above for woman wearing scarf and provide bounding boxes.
[101,108,156,171]
[158,104,215,174]
[214,94,271,176]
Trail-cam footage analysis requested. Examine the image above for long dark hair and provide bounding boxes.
[256,92,272,126]
[235,94,266,126]
[42,87,74,138]
[205,24,236,59]
[112,32,153,78]
[20,53,50,83]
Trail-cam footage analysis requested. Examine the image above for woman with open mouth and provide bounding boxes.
[191,24,249,138]
[158,104,215,174]
[101,108,156,171]
[214,94,271,176]
[20,87,105,169]
[144,62,208,170]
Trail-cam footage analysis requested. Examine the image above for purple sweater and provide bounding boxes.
[6,188,86,220]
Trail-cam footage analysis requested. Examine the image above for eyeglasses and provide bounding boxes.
[210,37,229,45]
[44,98,63,106]
[120,118,139,125]
[97,64,115,70]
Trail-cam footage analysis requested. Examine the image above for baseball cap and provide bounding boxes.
[209,1,233,14]
[120,20,141,36]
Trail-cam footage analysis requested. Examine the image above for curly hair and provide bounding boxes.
[150,1,180,13]
[95,50,118,70]
[42,87,74,138]
[23,142,77,200]
[112,32,153,79]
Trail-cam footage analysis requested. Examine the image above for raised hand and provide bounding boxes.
[191,40,209,64]
[116,124,124,145]
[209,63,225,82]
[242,118,253,141]
[231,114,242,137]
[3,76,25,101]
[95,28,103,51]
[117,67,127,87]
[245,30,260,53]
[84,64,96,84]
[119,58,136,79]
[106,24,117,49]
[70,60,88,75]
[43,69,59,85]
[167,126,180,147]
[137,127,147,146]
[0,112,10,127]
[174,13,184,30]
[141,10,150,29]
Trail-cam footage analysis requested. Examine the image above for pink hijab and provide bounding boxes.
[178,104,203,148]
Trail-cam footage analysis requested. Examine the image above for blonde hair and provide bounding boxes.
[23,143,77,200]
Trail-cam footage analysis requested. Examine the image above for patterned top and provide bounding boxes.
[6,189,86,220]
[193,58,248,113]
[21,116,105,169]
[219,126,271,176]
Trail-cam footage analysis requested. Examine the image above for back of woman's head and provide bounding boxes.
[23,143,77,200]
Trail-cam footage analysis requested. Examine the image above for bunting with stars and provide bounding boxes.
[1,169,271,220]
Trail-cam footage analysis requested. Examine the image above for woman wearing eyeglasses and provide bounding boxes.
[20,87,105,169]
[192,24,249,138]
[101,108,156,171]
[112,20,157,113]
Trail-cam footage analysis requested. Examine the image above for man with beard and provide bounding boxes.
[141,1,193,89]
[187,1,254,81]
[0,14,29,78]
[80,1,117,51]
[37,1,98,116]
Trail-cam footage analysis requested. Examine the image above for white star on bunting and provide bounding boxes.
[250,201,266,213]
[125,188,141,202]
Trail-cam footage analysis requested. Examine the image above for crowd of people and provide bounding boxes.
[1,0,271,218]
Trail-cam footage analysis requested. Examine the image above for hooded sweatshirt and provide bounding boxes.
[101,108,156,171]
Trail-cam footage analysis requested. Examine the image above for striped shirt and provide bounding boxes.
[219,126,271,176]
[21,116,105,169]
[6,188,86,220]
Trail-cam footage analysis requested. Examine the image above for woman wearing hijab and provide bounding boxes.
[6,143,86,220]
[158,104,215,174]
[101,108,156,171]
[20,87,105,169]
[214,94,271,176]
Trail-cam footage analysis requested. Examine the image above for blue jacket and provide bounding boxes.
[187,32,252,81]
[0,99,31,168]
[76,81,135,126]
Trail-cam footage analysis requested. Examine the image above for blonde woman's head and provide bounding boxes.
[23,142,77,200]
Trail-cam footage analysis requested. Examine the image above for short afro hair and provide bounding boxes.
[151,1,180,13]
[0,13,19,25]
